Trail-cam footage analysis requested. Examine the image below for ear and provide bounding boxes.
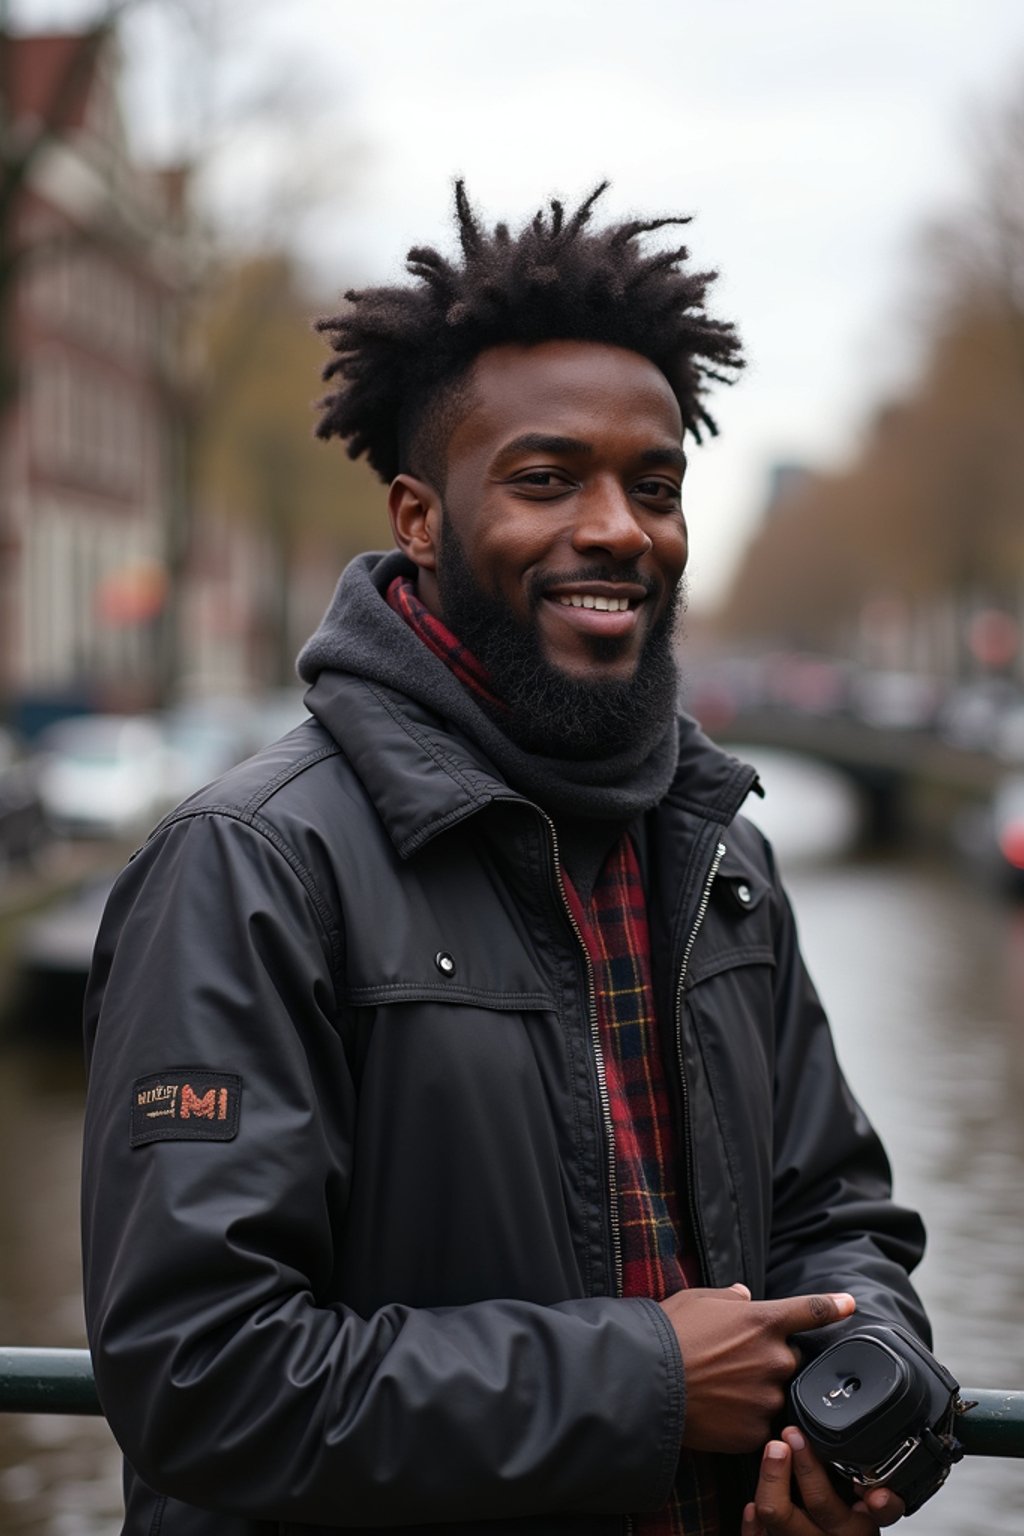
[388,474,441,573]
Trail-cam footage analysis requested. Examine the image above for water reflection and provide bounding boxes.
[0,751,1022,1532]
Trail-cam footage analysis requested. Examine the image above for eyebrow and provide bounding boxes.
[493,434,687,473]
[495,433,595,460]
[638,445,687,473]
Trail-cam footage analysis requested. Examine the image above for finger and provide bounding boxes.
[742,1500,766,1536]
[782,1427,860,1532]
[773,1291,857,1335]
[861,1486,906,1527]
[754,1440,812,1533]
[729,1282,753,1300]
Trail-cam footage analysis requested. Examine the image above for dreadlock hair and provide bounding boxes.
[314,181,744,487]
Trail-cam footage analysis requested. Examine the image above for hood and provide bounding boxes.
[299,549,758,833]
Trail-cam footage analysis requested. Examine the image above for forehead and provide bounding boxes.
[446,340,683,465]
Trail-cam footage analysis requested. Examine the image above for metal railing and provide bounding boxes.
[1,1348,100,1416]
[1,1347,1023,1459]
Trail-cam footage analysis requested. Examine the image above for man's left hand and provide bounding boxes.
[741,1427,905,1535]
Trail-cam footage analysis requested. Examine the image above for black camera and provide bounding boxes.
[788,1324,964,1515]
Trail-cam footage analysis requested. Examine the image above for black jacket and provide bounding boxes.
[81,669,928,1536]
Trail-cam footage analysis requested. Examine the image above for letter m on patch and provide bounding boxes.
[181,1084,216,1119]
[130,1071,240,1146]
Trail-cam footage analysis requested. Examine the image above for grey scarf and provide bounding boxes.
[297,549,679,823]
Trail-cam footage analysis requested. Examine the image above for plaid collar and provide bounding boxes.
[386,576,505,711]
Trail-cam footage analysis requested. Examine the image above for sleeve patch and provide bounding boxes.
[130,1071,242,1147]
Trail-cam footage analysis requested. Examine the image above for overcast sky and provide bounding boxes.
[16,0,1024,603]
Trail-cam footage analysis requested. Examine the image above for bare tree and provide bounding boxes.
[720,74,1024,666]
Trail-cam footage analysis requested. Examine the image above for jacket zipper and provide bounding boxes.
[674,838,726,1284]
[543,816,624,1299]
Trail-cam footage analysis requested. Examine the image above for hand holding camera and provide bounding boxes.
[662,1283,962,1529]
[659,1285,859,1453]
[742,1321,963,1534]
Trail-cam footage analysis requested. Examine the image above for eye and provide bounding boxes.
[634,478,682,508]
[508,469,576,497]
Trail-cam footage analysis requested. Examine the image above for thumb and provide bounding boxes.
[728,1282,752,1300]
[782,1291,857,1332]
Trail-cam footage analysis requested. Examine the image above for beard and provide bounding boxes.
[434,517,685,760]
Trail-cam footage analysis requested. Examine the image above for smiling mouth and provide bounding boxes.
[555,593,635,612]
[540,584,648,642]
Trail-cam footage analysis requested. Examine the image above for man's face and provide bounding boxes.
[434,340,688,684]
[393,339,689,757]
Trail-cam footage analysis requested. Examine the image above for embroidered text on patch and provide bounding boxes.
[130,1071,242,1147]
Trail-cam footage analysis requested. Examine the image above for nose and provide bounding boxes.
[570,480,653,561]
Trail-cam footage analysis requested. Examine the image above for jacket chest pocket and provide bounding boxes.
[341,973,561,1147]
[337,840,571,1139]
[336,984,597,1309]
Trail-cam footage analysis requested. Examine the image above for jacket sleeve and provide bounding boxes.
[761,839,931,1353]
[81,810,683,1526]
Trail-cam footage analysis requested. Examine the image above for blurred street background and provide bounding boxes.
[2,1,1024,1530]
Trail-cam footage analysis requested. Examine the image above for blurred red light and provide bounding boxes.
[968,609,1020,669]
[998,822,1024,870]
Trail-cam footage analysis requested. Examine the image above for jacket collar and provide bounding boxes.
[665,714,761,826]
[305,670,759,860]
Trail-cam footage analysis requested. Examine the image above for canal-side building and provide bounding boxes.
[1,28,183,726]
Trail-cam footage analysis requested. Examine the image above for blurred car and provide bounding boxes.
[0,725,49,873]
[160,697,258,802]
[937,679,1021,753]
[850,671,943,731]
[159,691,311,803]
[762,653,853,717]
[36,714,174,840]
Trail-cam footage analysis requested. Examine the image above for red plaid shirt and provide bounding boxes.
[387,575,718,1533]
[562,850,718,1536]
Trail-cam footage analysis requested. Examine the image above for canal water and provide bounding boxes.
[1,751,1022,1533]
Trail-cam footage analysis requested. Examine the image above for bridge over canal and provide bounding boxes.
[710,709,1007,844]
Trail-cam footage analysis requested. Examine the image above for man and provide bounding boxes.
[82,184,930,1536]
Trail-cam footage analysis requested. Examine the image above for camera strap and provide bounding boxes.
[844,1401,964,1515]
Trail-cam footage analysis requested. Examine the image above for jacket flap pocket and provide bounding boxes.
[343,981,557,1011]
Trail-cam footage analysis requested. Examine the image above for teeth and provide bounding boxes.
[557,595,631,612]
